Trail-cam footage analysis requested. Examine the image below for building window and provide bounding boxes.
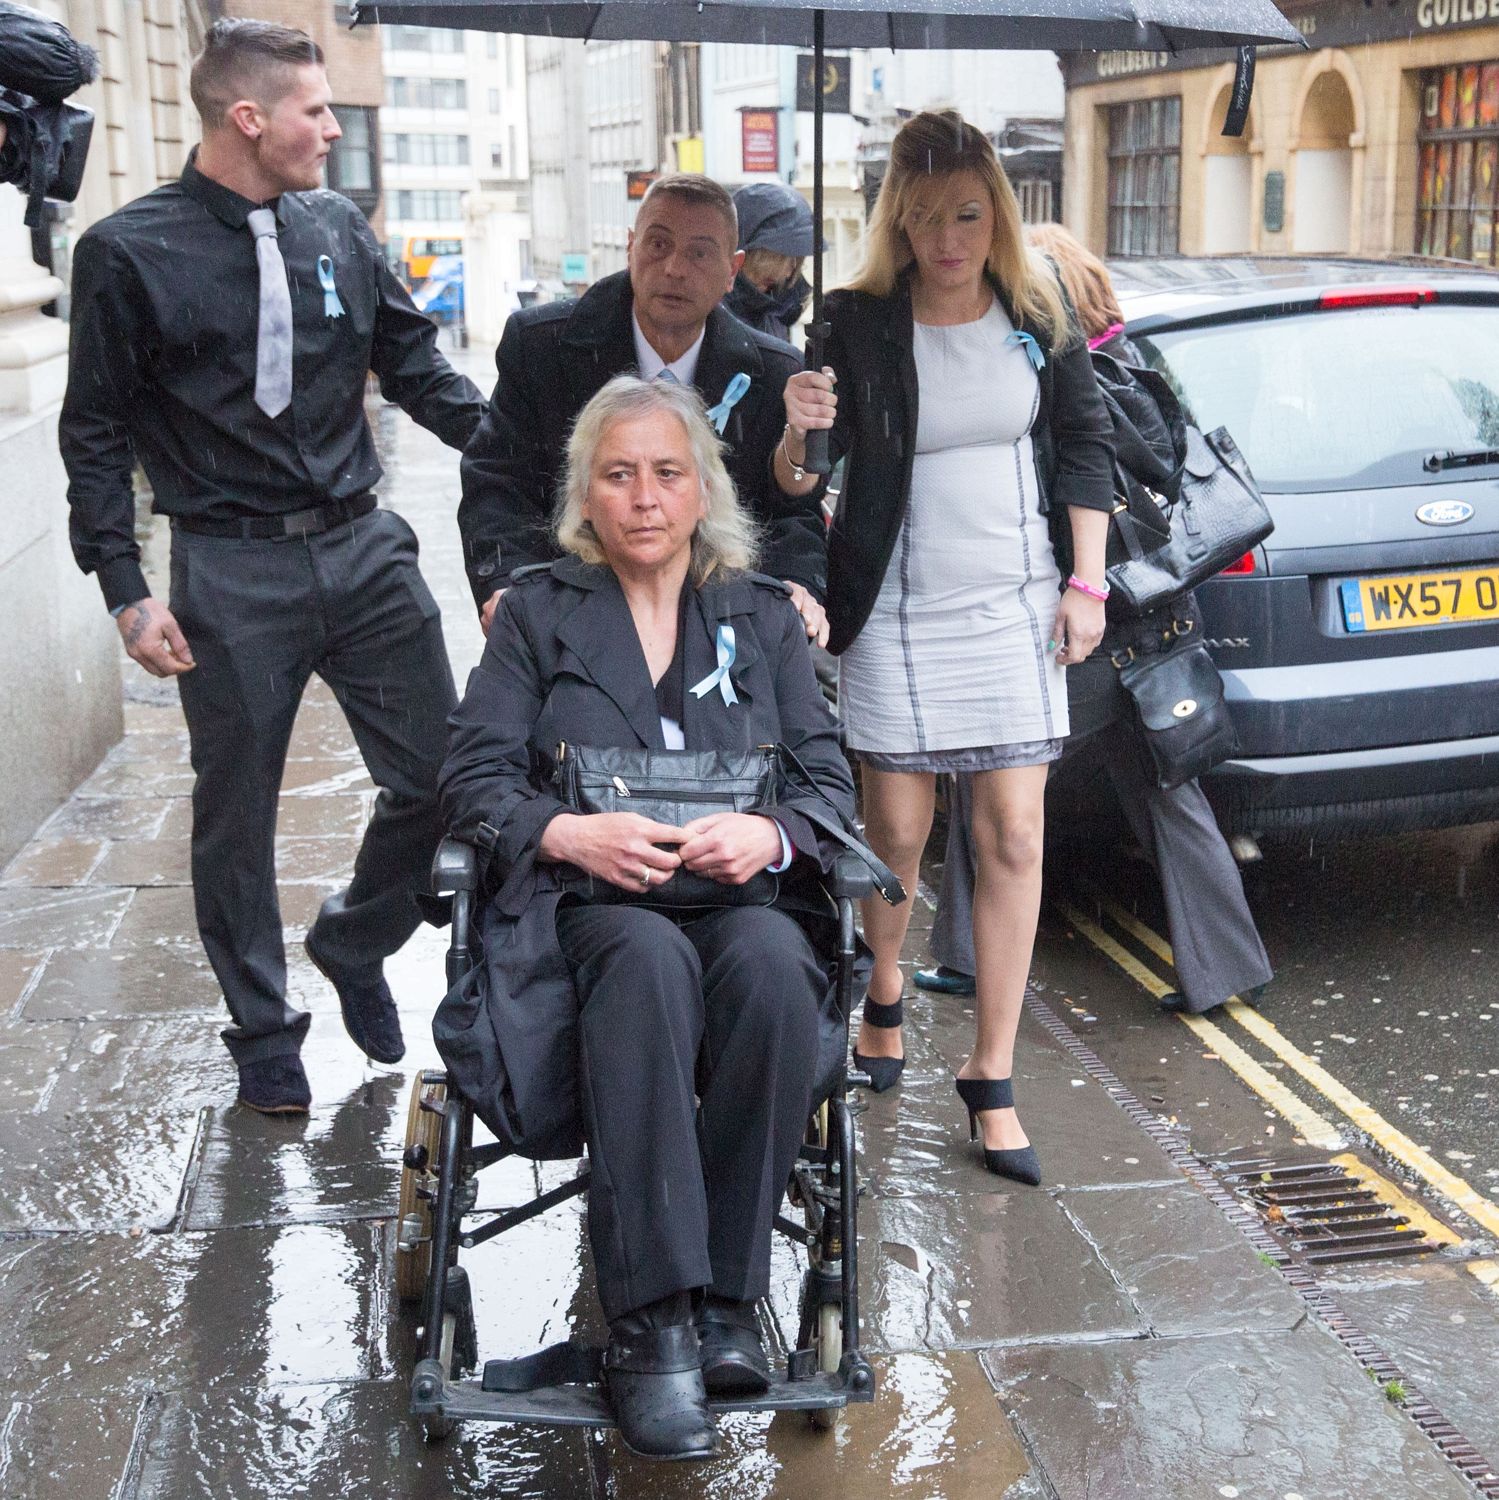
[490,142,504,171]
[485,33,499,58]
[1417,63,1499,264]
[1014,178,1054,225]
[1106,97,1181,257]
[383,132,470,166]
[385,76,468,111]
[392,189,465,221]
[488,87,501,114]
[327,105,378,206]
[384,24,465,53]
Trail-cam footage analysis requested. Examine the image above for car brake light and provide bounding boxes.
[1220,552,1256,575]
[1318,287,1438,310]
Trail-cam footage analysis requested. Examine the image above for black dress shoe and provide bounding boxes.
[697,1297,770,1396]
[237,1054,311,1115]
[304,932,404,1065]
[603,1323,720,1461]
[913,965,977,996]
[954,1077,1041,1186]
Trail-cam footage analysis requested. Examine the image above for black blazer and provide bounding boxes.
[819,272,1116,655]
[458,270,827,608]
[434,557,857,1157]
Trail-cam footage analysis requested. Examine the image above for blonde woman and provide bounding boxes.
[775,111,1115,1184]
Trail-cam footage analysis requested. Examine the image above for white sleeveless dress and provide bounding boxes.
[838,300,1068,770]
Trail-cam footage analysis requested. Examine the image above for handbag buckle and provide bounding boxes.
[1172,698,1199,719]
[1171,617,1195,637]
[1110,646,1136,669]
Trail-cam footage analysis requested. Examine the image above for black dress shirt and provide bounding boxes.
[60,153,486,610]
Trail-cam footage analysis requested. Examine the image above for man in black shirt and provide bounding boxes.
[459,174,830,643]
[59,20,485,1113]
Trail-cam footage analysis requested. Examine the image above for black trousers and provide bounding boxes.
[169,508,457,1065]
[555,903,824,1323]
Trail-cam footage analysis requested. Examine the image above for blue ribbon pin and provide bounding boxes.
[689,624,739,707]
[1006,329,1045,371]
[317,255,345,319]
[705,372,751,435]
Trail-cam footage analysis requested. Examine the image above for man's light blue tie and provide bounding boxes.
[247,207,294,418]
[655,367,679,384]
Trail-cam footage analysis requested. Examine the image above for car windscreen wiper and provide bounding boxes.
[1423,447,1499,473]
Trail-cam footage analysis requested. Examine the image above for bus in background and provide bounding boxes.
[389,236,463,289]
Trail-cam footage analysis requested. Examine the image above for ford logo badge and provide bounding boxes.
[1416,499,1475,526]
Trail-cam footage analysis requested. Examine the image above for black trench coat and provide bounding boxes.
[435,556,860,1159]
[817,272,1116,656]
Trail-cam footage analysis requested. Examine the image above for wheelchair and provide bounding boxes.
[392,836,881,1441]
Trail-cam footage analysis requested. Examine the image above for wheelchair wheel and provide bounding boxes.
[396,1073,447,1303]
[809,1303,844,1431]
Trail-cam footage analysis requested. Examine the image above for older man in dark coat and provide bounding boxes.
[458,173,829,644]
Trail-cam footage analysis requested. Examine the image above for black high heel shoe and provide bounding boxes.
[954,1077,1041,1186]
[852,995,905,1094]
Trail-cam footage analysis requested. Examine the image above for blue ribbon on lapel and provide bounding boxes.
[1006,329,1044,370]
[689,624,738,707]
[317,256,345,318]
[705,372,751,435]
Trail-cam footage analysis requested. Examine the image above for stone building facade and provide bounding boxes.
[0,0,212,865]
[1061,1,1499,266]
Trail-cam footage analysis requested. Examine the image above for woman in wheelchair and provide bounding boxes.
[437,375,861,1461]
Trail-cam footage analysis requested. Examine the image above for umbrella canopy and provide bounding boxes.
[352,0,1300,51]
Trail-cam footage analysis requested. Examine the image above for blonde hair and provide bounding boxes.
[556,376,760,584]
[742,247,800,292]
[1025,223,1122,342]
[849,109,1070,345]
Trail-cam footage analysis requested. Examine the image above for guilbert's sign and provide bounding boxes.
[1063,0,1499,87]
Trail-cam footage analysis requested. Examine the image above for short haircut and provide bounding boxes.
[556,376,759,583]
[637,174,738,249]
[190,19,324,130]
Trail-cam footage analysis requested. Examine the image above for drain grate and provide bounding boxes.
[1023,988,1499,1498]
[1215,1157,1440,1266]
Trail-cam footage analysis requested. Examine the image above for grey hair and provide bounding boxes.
[555,375,760,583]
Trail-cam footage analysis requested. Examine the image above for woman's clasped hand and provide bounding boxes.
[538,809,783,889]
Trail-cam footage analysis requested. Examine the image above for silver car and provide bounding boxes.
[1118,257,1499,838]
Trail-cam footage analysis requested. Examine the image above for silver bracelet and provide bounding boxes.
[780,425,806,484]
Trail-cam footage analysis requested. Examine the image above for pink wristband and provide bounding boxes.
[1067,575,1110,602]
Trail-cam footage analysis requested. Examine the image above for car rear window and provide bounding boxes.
[1134,303,1499,491]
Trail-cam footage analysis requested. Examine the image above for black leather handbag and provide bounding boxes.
[555,743,780,907]
[1116,641,1239,791]
[553,742,904,908]
[1107,426,1274,616]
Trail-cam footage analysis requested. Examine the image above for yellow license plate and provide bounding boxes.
[1340,566,1499,633]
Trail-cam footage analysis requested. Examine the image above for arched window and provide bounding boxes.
[1202,79,1254,254]
[1292,69,1356,253]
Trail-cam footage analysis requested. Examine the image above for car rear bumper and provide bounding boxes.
[1204,732,1499,836]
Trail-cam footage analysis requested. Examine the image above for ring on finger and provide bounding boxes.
[639,866,652,886]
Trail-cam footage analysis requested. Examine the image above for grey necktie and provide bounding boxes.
[655,367,679,384]
[247,207,293,418]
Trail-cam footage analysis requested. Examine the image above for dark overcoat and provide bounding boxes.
[458,270,827,608]
[435,557,859,1159]
[817,272,1117,655]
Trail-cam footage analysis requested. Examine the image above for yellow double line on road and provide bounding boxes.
[1064,889,1499,1245]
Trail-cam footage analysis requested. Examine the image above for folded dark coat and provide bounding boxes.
[435,557,862,1158]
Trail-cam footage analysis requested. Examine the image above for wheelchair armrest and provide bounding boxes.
[828,850,877,902]
[431,836,479,896]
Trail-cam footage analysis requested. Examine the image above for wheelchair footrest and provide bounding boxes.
[482,1340,602,1393]
[432,1362,872,1430]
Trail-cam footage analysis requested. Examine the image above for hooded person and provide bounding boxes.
[723,182,819,343]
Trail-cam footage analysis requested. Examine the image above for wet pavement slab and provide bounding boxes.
[7,361,1499,1496]
[984,1323,1476,1499]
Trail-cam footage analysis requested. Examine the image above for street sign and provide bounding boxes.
[796,52,851,114]
[561,252,589,283]
[741,108,779,173]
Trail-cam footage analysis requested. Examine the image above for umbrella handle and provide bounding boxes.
[803,428,832,476]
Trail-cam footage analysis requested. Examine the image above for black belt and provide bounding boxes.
[171,494,377,539]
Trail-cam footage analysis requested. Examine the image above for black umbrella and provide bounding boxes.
[352,0,1301,467]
